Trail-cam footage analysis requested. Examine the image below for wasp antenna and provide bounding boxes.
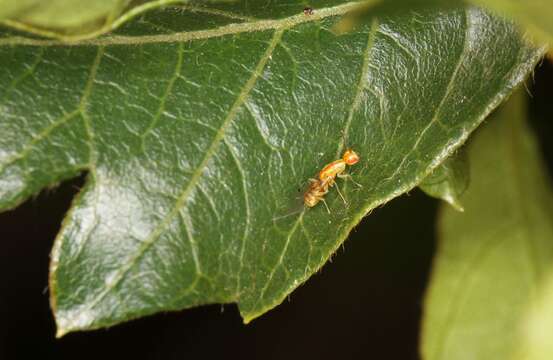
[272,207,305,222]
[340,128,350,148]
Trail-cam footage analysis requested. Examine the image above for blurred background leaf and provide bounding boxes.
[421,90,553,360]
[515,271,553,360]
[0,0,132,39]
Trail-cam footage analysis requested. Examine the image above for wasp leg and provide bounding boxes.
[334,182,347,204]
[338,173,362,188]
[272,208,304,222]
[320,198,331,214]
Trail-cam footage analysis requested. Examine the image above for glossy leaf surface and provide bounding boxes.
[0,3,542,335]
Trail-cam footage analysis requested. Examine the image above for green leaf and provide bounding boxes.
[2,0,552,47]
[0,0,40,20]
[0,0,367,41]
[419,150,469,211]
[421,91,553,360]
[515,272,553,360]
[0,0,131,39]
[468,0,553,46]
[0,3,542,335]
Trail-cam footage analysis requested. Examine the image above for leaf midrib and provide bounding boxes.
[56,28,285,329]
[11,3,539,332]
[242,8,545,323]
[246,17,381,316]
[0,0,255,42]
[0,1,367,47]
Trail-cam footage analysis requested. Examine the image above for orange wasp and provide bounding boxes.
[304,149,360,212]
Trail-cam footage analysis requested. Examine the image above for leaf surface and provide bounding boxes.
[468,0,553,46]
[421,91,553,360]
[0,3,542,335]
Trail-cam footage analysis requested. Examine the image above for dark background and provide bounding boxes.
[0,60,551,360]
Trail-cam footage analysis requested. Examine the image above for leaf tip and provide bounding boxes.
[52,306,100,338]
[240,310,259,325]
[55,327,69,339]
[53,313,78,339]
[445,197,465,212]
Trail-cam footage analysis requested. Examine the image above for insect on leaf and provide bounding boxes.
[0,2,543,335]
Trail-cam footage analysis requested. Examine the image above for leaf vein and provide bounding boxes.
[336,19,380,158]
[385,10,470,182]
[0,2,364,47]
[69,29,283,316]
[178,209,202,274]
[0,47,45,104]
[139,42,185,144]
[220,139,251,298]
[252,212,305,309]
[80,47,105,173]
[0,110,79,175]
[0,46,104,177]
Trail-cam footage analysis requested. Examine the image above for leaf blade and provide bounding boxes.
[0,4,542,334]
